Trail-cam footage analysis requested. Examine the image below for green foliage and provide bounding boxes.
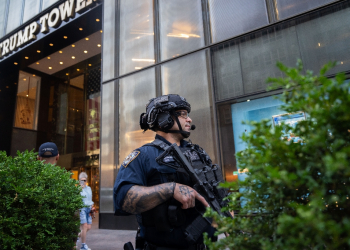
[204,60,350,249]
[0,150,84,250]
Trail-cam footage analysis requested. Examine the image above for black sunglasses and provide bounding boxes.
[80,180,87,182]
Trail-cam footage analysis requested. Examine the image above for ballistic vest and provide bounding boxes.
[139,139,213,245]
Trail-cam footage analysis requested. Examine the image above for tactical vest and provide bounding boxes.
[140,139,216,245]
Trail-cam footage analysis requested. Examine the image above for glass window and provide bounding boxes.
[161,51,217,162]
[86,66,101,154]
[119,68,156,167]
[212,24,301,101]
[276,0,335,20]
[14,71,41,130]
[211,40,244,100]
[209,0,269,43]
[100,80,116,212]
[119,0,154,75]
[0,1,7,38]
[23,0,41,23]
[296,5,350,75]
[159,0,205,61]
[239,25,301,94]
[231,95,284,181]
[42,0,59,10]
[102,0,116,81]
[217,104,237,182]
[66,75,85,154]
[6,0,23,34]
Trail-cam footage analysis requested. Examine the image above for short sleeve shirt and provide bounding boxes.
[113,134,188,215]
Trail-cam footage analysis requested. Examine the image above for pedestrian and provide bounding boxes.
[37,142,59,164]
[78,172,94,250]
[113,94,229,249]
[38,142,78,249]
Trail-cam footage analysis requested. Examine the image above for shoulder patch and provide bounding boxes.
[122,150,140,168]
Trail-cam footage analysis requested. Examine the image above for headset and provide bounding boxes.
[139,94,195,138]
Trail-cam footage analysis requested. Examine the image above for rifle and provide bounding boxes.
[156,143,232,218]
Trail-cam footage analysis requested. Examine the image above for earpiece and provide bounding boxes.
[140,113,149,131]
[157,112,174,131]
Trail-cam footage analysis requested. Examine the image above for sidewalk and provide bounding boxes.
[76,214,137,250]
[76,214,226,250]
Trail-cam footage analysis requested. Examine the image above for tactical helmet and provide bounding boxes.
[140,94,192,138]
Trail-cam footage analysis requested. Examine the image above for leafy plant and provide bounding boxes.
[0,150,84,250]
[204,60,350,250]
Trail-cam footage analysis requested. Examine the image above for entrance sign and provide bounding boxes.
[0,0,98,58]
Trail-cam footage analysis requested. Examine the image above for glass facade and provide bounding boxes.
[119,68,156,166]
[276,0,335,20]
[161,51,217,161]
[209,0,269,43]
[97,0,348,220]
[119,0,154,75]
[23,0,41,23]
[158,0,205,60]
[0,1,7,38]
[0,0,62,39]
[42,0,59,10]
[6,0,23,34]
[14,71,40,130]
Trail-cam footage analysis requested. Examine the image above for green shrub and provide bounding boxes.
[204,61,350,250]
[0,150,84,250]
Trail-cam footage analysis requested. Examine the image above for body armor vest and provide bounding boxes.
[140,139,212,239]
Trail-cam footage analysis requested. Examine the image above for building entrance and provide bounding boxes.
[10,30,102,212]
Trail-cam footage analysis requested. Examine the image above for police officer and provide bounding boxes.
[114,94,218,250]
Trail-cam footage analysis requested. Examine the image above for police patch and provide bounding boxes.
[122,150,140,168]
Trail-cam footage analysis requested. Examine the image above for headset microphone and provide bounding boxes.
[190,125,196,130]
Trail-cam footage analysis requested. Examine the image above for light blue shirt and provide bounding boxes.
[80,186,94,206]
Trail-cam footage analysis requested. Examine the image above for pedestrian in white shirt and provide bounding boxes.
[78,172,94,250]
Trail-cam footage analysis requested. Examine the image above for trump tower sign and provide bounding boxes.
[0,0,99,60]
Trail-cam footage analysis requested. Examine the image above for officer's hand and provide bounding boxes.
[173,183,209,209]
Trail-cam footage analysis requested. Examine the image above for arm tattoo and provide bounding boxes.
[122,183,175,214]
[179,185,193,197]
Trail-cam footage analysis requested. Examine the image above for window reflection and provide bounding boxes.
[161,51,217,162]
[159,0,205,60]
[276,0,334,20]
[119,68,156,167]
[295,4,350,75]
[6,0,23,34]
[209,0,269,43]
[119,0,155,75]
[42,0,59,10]
[23,0,41,23]
[14,71,40,130]
[212,24,301,100]
[0,1,7,38]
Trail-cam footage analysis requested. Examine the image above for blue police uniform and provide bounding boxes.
[114,134,214,248]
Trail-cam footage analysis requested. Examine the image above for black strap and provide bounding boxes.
[149,139,170,151]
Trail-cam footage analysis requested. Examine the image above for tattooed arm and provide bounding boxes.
[122,183,209,214]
